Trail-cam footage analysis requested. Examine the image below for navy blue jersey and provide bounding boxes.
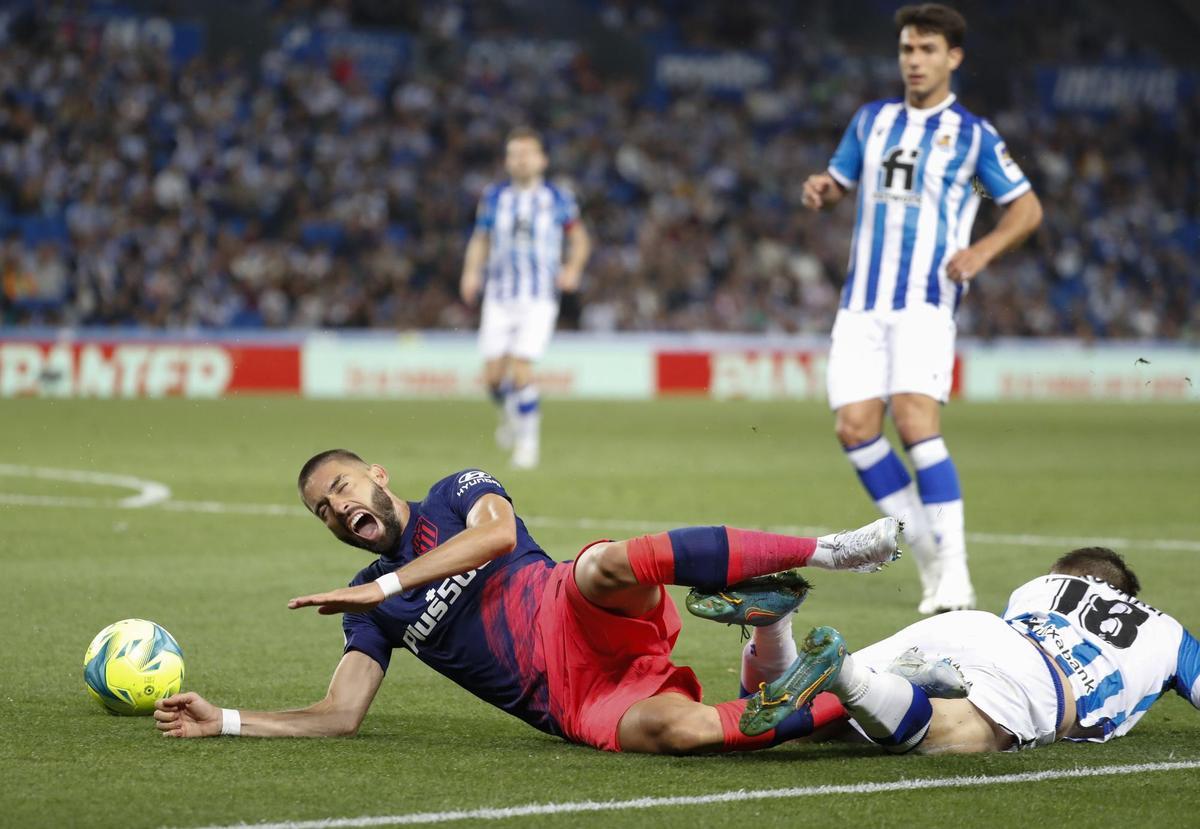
[342,469,560,734]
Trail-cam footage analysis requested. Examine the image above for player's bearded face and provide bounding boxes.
[343,481,402,554]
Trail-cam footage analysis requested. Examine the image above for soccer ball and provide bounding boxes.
[83,619,185,716]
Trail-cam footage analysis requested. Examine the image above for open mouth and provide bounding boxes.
[349,509,381,541]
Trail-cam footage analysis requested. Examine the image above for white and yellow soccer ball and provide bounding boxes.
[83,619,185,716]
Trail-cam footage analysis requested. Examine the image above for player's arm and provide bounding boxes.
[946,190,1043,283]
[288,493,517,615]
[153,650,384,738]
[1173,628,1200,711]
[802,173,848,210]
[804,107,864,210]
[383,493,516,590]
[556,221,591,293]
[459,229,490,305]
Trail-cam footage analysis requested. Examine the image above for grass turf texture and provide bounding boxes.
[1,397,1199,828]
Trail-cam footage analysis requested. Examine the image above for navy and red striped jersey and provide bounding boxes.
[342,469,560,735]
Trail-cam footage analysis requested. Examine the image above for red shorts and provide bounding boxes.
[535,550,703,752]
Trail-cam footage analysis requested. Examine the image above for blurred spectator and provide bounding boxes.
[0,0,1195,339]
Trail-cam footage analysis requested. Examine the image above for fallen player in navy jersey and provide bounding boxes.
[152,449,905,753]
[692,546,1200,753]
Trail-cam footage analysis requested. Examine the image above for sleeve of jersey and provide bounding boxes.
[1173,628,1200,708]
[974,121,1032,205]
[474,187,497,232]
[827,107,866,190]
[556,187,581,230]
[445,469,512,519]
[343,611,393,673]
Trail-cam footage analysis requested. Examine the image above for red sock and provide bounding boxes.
[713,693,846,752]
[625,532,676,584]
[725,527,816,584]
[625,527,817,588]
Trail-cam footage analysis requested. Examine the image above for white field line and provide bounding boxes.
[0,463,170,507]
[177,760,1200,829]
[0,489,1198,553]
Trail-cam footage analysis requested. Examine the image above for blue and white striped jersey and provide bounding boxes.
[827,94,1031,313]
[1004,575,1200,742]
[475,181,580,304]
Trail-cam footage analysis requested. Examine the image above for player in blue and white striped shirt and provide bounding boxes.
[802,4,1043,613]
[460,127,591,469]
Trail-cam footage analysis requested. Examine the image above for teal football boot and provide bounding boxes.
[740,625,846,736]
[685,571,812,627]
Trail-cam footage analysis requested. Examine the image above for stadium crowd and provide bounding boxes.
[0,0,1196,339]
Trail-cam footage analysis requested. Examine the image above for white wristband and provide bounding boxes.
[375,571,403,597]
[220,707,241,737]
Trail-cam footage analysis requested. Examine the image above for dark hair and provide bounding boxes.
[506,125,543,147]
[298,449,365,492]
[1050,547,1142,597]
[894,3,967,50]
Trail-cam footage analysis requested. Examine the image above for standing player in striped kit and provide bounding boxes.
[802,4,1043,613]
[460,127,591,470]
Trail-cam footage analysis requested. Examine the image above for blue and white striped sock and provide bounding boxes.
[908,436,967,584]
[512,384,541,446]
[831,651,933,753]
[844,435,940,592]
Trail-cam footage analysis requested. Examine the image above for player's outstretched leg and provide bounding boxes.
[681,518,901,627]
[617,689,846,754]
[626,518,899,591]
[907,436,974,612]
[767,628,938,753]
[575,520,899,619]
[844,434,942,613]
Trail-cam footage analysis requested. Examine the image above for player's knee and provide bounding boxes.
[638,708,710,755]
[891,398,939,444]
[510,359,534,387]
[835,416,876,448]
[576,542,636,593]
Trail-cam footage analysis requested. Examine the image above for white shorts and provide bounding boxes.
[478,300,559,361]
[826,305,956,410]
[852,611,1062,750]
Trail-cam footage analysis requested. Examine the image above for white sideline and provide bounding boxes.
[0,486,1198,552]
[177,760,1200,829]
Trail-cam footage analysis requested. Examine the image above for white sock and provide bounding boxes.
[740,616,798,695]
[878,483,940,595]
[830,652,933,753]
[908,437,968,590]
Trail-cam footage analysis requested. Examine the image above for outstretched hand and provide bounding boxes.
[154,692,221,738]
[288,582,386,615]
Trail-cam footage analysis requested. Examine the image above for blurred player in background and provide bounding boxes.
[459,127,591,470]
[802,4,1043,613]
[152,449,906,753]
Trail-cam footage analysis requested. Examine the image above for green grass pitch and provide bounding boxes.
[1,397,1199,827]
